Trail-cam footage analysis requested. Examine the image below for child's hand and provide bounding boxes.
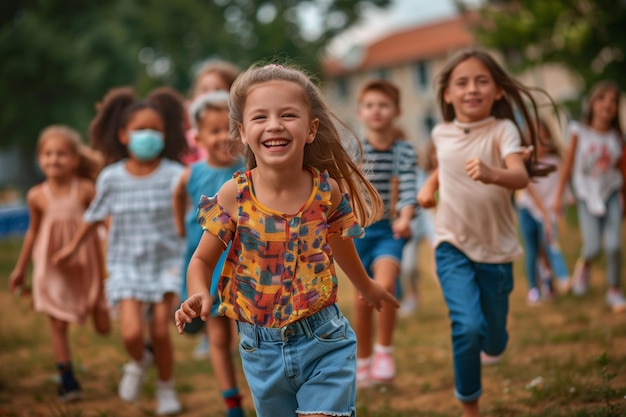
[175,292,212,334]
[52,245,74,265]
[465,157,494,183]
[359,280,400,312]
[8,269,25,294]
[391,217,412,239]
[417,188,436,208]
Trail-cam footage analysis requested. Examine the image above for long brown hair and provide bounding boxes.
[38,125,104,182]
[583,80,622,136]
[229,63,383,226]
[436,48,556,176]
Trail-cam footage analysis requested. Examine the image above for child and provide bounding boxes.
[182,60,241,165]
[9,125,110,402]
[516,119,571,305]
[352,80,417,387]
[54,87,187,415]
[175,63,399,417]
[417,48,553,417]
[173,90,247,417]
[399,140,437,317]
[553,80,626,312]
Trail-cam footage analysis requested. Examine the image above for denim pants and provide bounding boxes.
[518,207,570,289]
[577,192,623,287]
[236,304,356,417]
[435,242,514,402]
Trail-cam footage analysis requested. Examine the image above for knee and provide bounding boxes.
[452,321,482,347]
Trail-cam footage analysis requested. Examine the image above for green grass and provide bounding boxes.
[1,217,626,416]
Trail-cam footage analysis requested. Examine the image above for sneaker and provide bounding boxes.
[480,351,502,365]
[540,280,554,301]
[605,289,626,314]
[356,358,371,389]
[156,381,182,415]
[571,259,590,296]
[399,295,418,317]
[193,334,210,360]
[556,278,571,295]
[58,378,82,403]
[526,287,541,306]
[370,346,395,383]
[118,349,153,402]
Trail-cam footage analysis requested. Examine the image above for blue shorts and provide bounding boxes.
[355,219,408,276]
[236,304,356,417]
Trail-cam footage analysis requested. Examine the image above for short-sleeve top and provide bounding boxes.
[196,167,363,327]
[570,121,624,216]
[433,117,524,263]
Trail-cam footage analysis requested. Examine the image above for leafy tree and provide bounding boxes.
[470,0,626,95]
[0,0,391,154]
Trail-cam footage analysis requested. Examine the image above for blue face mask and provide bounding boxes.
[128,129,165,161]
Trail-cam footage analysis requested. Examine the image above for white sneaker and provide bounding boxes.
[118,350,153,402]
[605,289,626,314]
[526,287,541,306]
[480,351,502,365]
[156,381,182,415]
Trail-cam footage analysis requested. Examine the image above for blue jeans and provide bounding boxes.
[577,192,623,287]
[435,242,514,402]
[518,208,569,289]
[236,304,356,417]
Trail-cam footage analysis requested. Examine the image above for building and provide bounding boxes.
[321,14,583,158]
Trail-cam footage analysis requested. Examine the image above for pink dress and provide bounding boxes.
[32,180,106,324]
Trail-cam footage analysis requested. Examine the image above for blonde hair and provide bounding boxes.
[229,63,383,226]
[192,60,241,96]
[38,125,104,181]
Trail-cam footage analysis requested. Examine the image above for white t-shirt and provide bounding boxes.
[433,117,524,263]
[516,154,562,221]
[570,121,624,216]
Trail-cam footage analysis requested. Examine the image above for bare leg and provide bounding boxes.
[149,293,176,382]
[461,400,480,417]
[373,258,400,347]
[118,299,146,361]
[49,316,70,363]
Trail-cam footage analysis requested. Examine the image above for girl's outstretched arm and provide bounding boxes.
[172,167,191,238]
[175,231,225,333]
[9,188,42,293]
[417,168,438,208]
[328,234,399,311]
[52,221,100,265]
[553,133,578,215]
[465,153,529,190]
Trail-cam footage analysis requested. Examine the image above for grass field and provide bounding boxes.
[0,217,625,417]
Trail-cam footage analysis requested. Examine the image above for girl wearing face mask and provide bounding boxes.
[54,87,188,415]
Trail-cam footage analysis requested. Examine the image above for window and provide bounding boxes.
[413,61,429,90]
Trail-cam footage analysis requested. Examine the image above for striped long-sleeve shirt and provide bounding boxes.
[359,139,418,219]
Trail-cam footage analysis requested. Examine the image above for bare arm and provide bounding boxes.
[553,133,578,214]
[9,190,42,292]
[329,234,399,310]
[52,221,100,265]
[465,152,528,190]
[417,168,438,208]
[172,168,191,238]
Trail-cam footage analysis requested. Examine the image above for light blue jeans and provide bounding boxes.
[518,207,569,289]
[435,242,514,402]
[236,304,356,417]
[577,192,623,287]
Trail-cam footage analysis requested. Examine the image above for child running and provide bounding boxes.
[417,48,553,417]
[9,125,110,402]
[353,80,417,388]
[173,90,247,417]
[54,87,187,415]
[553,80,626,312]
[516,118,571,304]
[175,63,399,417]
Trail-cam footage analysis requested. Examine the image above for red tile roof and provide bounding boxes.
[323,15,476,77]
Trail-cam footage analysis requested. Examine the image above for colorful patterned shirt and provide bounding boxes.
[197,167,363,327]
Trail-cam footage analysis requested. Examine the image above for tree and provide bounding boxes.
[470,0,626,94]
[0,0,391,153]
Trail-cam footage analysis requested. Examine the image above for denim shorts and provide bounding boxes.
[236,304,356,417]
[355,219,408,276]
